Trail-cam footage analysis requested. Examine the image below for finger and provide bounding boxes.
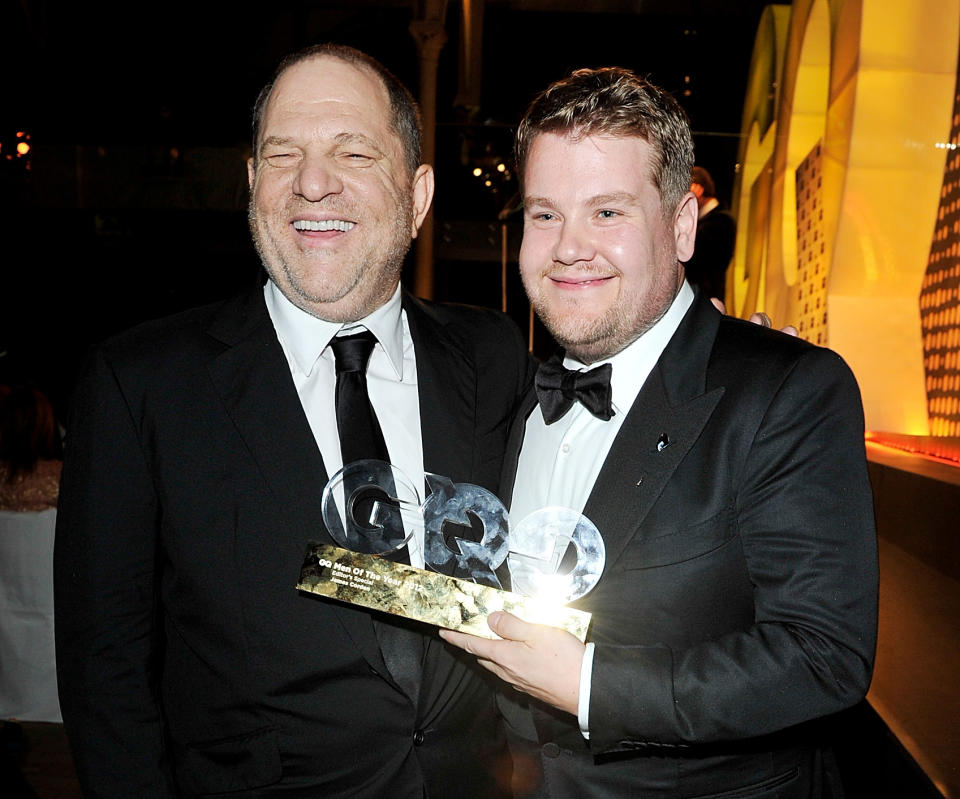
[710,297,726,314]
[748,311,772,328]
[782,325,799,338]
[439,628,493,658]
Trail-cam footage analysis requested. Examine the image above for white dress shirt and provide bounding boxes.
[510,281,695,736]
[265,281,426,567]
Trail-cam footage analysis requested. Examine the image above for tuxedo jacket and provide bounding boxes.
[500,294,878,799]
[54,286,533,798]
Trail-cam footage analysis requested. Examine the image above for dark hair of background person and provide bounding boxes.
[0,385,63,483]
[691,165,716,197]
[514,65,694,215]
[250,43,423,176]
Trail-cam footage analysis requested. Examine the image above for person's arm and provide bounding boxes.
[55,347,177,797]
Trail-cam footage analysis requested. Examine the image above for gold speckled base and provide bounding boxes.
[297,542,591,641]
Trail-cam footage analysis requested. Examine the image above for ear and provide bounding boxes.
[674,191,698,262]
[410,164,435,238]
[247,157,256,191]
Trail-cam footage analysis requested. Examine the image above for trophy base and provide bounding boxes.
[297,542,591,641]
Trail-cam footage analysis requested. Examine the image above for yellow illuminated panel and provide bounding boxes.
[920,66,960,436]
[795,141,828,345]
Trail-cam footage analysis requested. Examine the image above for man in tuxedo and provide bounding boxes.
[54,45,530,797]
[441,67,878,798]
[685,165,737,304]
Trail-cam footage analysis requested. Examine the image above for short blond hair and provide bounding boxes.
[515,67,694,215]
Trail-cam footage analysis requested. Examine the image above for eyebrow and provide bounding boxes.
[587,191,641,207]
[523,196,556,211]
[523,191,641,210]
[334,132,386,157]
[258,136,297,155]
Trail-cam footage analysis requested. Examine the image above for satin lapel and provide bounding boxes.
[404,295,475,488]
[581,294,725,580]
[500,388,539,511]
[204,289,388,675]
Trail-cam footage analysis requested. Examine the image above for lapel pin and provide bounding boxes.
[635,476,643,486]
[657,434,670,452]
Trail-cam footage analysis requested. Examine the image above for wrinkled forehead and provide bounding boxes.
[259,55,395,142]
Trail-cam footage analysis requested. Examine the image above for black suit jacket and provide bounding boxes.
[499,294,878,798]
[54,287,533,798]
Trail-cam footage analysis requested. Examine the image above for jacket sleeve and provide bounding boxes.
[588,348,878,750]
[54,346,178,797]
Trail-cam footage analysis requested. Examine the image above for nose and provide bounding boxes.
[292,154,343,202]
[553,220,596,265]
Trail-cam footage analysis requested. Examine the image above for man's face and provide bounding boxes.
[519,132,697,363]
[248,56,433,322]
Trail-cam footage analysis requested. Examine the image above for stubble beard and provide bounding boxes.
[248,194,414,323]
[524,260,681,364]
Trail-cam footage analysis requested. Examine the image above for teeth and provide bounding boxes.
[293,219,355,232]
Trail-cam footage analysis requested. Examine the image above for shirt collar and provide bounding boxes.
[699,196,720,218]
[563,281,694,416]
[264,281,406,379]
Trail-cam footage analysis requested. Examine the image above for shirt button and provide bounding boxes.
[413,729,425,746]
[542,742,561,758]
[561,443,571,454]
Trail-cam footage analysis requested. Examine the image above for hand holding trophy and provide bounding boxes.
[297,460,604,640]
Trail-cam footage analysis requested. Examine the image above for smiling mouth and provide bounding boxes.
[549,274,616,288]
[292,219,356,232]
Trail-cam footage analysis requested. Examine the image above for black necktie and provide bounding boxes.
[332,331,390,469]
[535,352,615,425]
[330,330,423,702]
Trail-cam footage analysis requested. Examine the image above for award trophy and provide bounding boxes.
[297,460,604,641]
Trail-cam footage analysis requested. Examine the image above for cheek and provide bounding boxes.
[519,229,551,272]
[253,178,287,216]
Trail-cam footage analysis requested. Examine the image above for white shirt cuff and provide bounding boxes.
[578,642,595,739]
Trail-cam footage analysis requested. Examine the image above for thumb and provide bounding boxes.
[487,611,530,641]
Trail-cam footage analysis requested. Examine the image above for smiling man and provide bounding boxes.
[441,67,878,798]
[54,45,529,798]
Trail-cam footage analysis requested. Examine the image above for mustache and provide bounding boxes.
[540,263,619,280]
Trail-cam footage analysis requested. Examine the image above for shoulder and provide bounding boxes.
[710,315,861,402]
[404,294,535,398]
[404,295,528,357]
[95,290,263,373]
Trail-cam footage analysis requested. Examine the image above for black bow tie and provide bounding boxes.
[535,353,614,425]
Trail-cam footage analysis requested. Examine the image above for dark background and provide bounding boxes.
[1,0,774,409]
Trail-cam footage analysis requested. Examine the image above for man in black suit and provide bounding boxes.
[54,45,530,797]
[685,165,737,304]
[441,67,877,798]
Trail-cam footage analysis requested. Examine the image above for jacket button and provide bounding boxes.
[413,729,425,746]
[542,742,560,758]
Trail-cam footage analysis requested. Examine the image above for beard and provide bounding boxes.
[247,192,414,323]
[523,261,681,364]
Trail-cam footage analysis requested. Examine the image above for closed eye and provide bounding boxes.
[264,152,299,165]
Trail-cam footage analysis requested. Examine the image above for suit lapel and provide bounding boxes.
[582,294,726,581]
[584,297,724,580]
[204,288,388,676]
[403,293,476,485]
[582,368,723,578]
[500,389,538,512]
